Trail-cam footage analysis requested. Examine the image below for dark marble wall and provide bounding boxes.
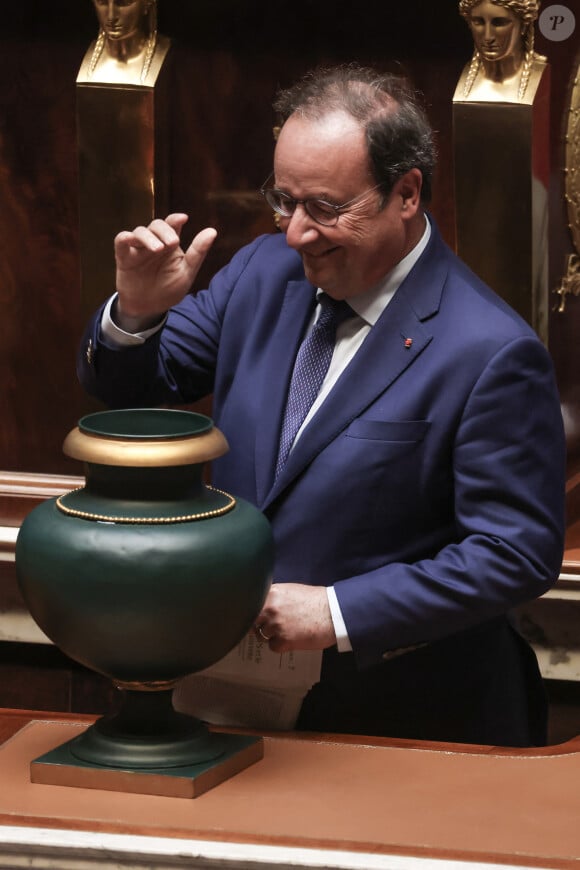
[1,0,578,475]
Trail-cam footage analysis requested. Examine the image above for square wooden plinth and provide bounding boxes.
[30,728,263,799]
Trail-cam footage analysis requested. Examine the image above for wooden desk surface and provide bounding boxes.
[1,708,580,869]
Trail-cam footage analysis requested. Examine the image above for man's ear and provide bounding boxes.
[398,168,422,214]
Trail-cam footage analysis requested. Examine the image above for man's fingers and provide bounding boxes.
[115,218,215,273]
[184,227,218,266]
[131,220,183,250]
[115,217,187,259]
[164,212,190,232]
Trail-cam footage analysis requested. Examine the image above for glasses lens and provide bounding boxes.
[264,189,295,217]
[306,200,339,226]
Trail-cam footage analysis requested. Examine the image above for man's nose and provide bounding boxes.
[284,205,320,248]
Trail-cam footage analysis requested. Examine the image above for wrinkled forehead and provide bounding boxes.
[275,111,367,162]
[273,111,373,191]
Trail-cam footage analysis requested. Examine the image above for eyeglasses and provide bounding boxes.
[259,174,383,227]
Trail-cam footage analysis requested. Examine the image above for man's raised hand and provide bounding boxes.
[114,214,217,332]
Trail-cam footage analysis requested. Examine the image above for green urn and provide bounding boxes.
[15,408,274,786]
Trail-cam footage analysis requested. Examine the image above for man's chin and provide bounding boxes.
[302,256,339,287]
[303,265,332,290]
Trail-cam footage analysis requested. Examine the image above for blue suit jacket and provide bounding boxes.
[79,221,566,743]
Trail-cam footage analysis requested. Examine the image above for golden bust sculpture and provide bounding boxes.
[77,0,170,87]
[457,0,546,103]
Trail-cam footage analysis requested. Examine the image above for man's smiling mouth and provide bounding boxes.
[302,247,340,260]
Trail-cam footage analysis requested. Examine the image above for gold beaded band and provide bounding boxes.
[55,485,236,524]
[113,679,179,692]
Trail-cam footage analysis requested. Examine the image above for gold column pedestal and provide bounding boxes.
[453,64,550,344]
[76,37,171,324]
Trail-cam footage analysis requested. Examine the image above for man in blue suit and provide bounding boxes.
[78,64,566,746]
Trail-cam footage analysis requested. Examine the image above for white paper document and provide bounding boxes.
[173,634,322,730]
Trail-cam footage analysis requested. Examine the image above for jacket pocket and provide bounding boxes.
[345,419,430,443]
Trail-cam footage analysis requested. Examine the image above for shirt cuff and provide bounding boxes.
[100,294,167,346]
[326,586,352,653]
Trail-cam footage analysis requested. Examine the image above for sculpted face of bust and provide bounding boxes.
[466,0,523,63]
[92,0,150,42]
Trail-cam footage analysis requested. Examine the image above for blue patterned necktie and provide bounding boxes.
[275,293,353,478]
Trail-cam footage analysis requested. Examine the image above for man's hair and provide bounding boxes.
[273,64,436,203]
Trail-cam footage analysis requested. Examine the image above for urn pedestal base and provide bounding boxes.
[30,728,263,799]
[29,689,264,798]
